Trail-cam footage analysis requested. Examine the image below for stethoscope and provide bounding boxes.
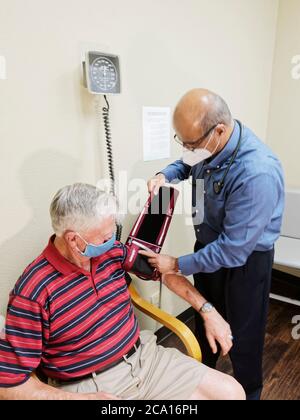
[213,120,243,195]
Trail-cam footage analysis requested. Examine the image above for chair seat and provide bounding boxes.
[274,236,300,270]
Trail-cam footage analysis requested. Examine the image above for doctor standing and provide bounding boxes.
[141,89,285,400]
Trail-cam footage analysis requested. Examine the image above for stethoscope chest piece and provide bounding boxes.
[213,181,223,195]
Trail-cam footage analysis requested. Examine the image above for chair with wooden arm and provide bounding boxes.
[128,282,202,362]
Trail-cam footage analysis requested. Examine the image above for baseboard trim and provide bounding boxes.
[272,269,300,302]
[155,307,194,344]
[270,293,300,307]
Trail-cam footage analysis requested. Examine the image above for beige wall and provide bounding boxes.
[267,0,300,280]
[267,0,300,188]
[0,0,279,328]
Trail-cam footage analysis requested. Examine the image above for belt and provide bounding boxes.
[51,338,141,385]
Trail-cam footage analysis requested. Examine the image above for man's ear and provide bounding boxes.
[64,231,78,250]
[215,124,226,136]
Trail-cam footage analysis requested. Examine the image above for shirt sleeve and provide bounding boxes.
[0,294,47,388]
[119,242,128,266]
[157,159,192,183]
[178,173,279,275]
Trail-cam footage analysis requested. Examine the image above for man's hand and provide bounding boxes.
[201,309,233,356]
[78,391,121,400]
[0,376,122,400]
[147,173,166,195]
[138,250,177,274]
[162,272,233,357]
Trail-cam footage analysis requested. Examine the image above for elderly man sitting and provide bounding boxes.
[0,183,245,400]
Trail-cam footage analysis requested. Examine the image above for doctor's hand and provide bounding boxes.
[138,250,177,274]
[147,173,166,195]
[200,309,233,357]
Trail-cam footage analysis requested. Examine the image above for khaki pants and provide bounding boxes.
[49,330,208,400]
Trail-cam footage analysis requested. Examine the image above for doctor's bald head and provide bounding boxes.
[173,88,233,144]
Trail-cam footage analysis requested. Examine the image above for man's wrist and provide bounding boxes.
[201,307,218,322]
[198,301,215,318]
[174,258,182,274]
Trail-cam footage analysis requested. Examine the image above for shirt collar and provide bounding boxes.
[43,235,102,276]
[205,120,240,169]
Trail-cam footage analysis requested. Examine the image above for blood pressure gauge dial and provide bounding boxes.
[85,52,121,94]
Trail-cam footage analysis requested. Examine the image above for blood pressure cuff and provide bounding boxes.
[124,251,155,283]
[123,186,179,281]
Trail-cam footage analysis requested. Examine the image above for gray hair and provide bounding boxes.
[50,183,119,236]
[201,93,232,133]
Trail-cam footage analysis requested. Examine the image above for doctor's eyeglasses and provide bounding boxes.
[174,124,218,151]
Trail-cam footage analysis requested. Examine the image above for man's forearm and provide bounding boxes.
[0,376,87,400]
[162,272,206,312]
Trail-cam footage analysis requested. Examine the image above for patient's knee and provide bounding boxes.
[220,376,245,400]
[191,374,246,400]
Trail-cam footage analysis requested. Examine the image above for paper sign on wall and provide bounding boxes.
[143,107,171,161]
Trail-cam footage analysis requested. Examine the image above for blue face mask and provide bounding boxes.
[76,232,116,257]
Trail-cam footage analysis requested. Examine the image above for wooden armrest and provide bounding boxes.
[128,283,202,362]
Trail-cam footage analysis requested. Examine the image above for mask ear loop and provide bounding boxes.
[75,233,88,255]
[76,232,88,244]
[186,129,219,186]
[201,128,215,153]
[210,133,221,156]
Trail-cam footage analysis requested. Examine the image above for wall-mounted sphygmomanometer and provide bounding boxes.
[84,51,121,94]
[83,51,178,282]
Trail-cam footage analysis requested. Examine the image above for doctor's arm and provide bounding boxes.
[148,160,191,194]
[178,173,279,276]
[162,272,233,355]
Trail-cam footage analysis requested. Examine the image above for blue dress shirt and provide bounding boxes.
[159,121,285,276]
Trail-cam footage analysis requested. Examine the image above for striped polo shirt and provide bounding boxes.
[0,236,140,388]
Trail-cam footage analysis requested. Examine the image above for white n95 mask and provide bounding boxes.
[182,147,213,166]
[182,130,220,167]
